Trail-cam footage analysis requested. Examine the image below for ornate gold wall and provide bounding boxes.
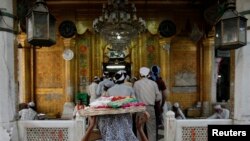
[35,42,65,117]
[169,34,199,109]
[18,13,213,116]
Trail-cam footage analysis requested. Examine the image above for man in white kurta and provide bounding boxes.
[87,76,100,103]
[133,67,161,141]
[19,102,37,120]
[207,104,230,119]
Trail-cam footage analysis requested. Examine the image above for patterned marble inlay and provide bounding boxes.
[26,128,69,141]
[182,126,207,141]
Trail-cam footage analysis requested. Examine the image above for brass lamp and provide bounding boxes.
[215,0,247,50]
[26,0,56,47]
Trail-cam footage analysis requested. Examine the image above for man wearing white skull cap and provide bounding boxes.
[19,101,37,120]
[28,102,35,107]
[139,67,150,77]
[96,71,114,97]
[107,70,135,97]
[172,102,186,119]
[207,104,230,119]
[133,67,161,141]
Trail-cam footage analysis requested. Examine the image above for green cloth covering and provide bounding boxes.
[76,92,89,105]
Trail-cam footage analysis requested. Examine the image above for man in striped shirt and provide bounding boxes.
[133,67,161,141]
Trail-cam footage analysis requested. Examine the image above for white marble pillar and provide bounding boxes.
[164,111,176,141]
[234,0,250,124]
[0,0,19,140]
[75,117,86,141]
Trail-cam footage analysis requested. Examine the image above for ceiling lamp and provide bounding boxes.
[26,0,56,47]
[93,0,146,51]
[215,0,247,50]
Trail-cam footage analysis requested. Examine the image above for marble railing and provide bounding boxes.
[18,118,86,141]
[164,111,233,141]
[17,112,233,141]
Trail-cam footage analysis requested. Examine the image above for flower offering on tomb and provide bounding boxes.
[80,96,146,116]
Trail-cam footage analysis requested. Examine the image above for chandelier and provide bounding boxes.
[93,0,146,51]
